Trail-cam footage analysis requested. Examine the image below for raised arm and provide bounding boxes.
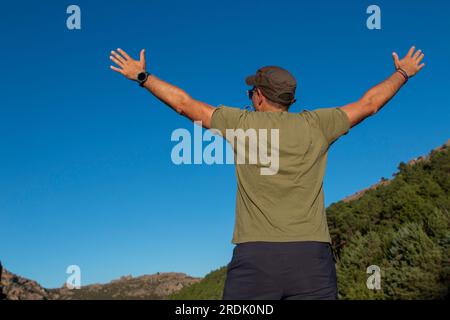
[110,48,215,128]
[340,46,425,128]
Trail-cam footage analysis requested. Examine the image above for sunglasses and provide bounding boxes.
[247,87,257,100]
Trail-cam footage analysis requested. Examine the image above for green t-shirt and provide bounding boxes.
[210,106,350,244]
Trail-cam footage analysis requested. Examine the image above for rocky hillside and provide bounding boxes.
[0,266,50,300]
[0,265,201,300]
[49,272,201,300]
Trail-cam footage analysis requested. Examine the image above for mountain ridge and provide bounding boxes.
[342,139,450,203]
[0,265,201,300]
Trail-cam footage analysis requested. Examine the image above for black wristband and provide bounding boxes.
[396,68,409,83]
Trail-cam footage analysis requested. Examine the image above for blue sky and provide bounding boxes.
[1,0,449,288]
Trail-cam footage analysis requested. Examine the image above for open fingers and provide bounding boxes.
[110,55,124,67]
[406,46,416,57]
[110,65,124,74]
[117,48,132,60]
[111,50,127,64]
[416,53,425,64]
[413,49,422,59]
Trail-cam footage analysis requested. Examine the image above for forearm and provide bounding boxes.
[142,75,214,127]
[109,48,214,126]
[339,46,425,128]
[361,71,406,114]
[143,74,190,114]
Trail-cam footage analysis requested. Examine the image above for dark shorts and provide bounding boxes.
[222,241,337,300]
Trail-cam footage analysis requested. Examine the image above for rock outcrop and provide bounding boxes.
[0,264,49,300]
[0,263,201,300]
[50,272,202,300]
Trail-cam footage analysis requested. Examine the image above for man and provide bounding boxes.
[109,46,425,299]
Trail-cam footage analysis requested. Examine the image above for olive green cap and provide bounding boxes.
[246,66,297,106]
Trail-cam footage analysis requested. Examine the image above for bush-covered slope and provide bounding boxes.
[168,267,227,300]
[328,143,449,299]
[169,142,450,300]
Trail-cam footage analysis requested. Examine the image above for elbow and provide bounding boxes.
[360,97,379,116]
[175,94,192,115]
[369,103,379,116]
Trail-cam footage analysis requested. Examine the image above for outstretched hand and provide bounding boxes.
[392,46,425,77]
[110,48,146,81]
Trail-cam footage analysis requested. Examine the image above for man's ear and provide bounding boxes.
[256,88,264,106]
[260,95,265,106]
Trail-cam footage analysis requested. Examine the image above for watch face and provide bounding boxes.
[137,72,146,81]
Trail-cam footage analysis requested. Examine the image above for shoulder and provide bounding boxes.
[213,104,247,114]
[212,105,249,120]
[292,108,321,126]
[210,105,249,131]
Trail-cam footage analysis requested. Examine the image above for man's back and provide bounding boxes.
[211,106,350,244]
[109,45,425,299]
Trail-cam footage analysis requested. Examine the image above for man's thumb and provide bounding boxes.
[140,49,146,63]
[392,52,399,67]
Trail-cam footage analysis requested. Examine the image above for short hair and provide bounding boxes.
[256,87,293,110]
[266,96,292,111]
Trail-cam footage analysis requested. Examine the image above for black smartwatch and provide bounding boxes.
[137,71,151,87]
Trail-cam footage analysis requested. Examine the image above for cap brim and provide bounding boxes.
[245,75,256,86]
